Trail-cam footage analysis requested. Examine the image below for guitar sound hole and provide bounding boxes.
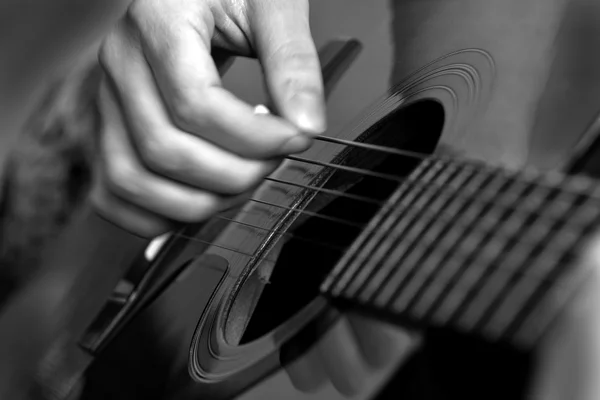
[226,99,445,345]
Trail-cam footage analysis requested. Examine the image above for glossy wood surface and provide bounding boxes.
[7,0,600,399]
[84,0,600,399]
[75,1,600,399]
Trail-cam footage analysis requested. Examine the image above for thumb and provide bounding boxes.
[530,235,600,400]
[249,0,326,135]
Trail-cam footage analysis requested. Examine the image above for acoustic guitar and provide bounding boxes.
[4,0,600,399]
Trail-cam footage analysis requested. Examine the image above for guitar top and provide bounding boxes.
[6,0,600,399]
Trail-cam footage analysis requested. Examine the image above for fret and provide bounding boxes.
[484,207,600,340]
[362,164,500,304]
[544,191,580,217]
[349,182,444,299]
[427,197,542,325]
[379,184,479,311]
[405,174,514,320]
[362,165,482,304]
[422,234,505,324]
[366,169,473,304]
[390,195,491,313]
[321,155,600,350]
[527,204,600,280]
[418,238,506,323]
[484,255,568,341]
[518,184,554,211]
[346,162,463,299]
[373,171,502,310]
[457,225,555,332]
[454,187,563,331]
[513,248,594,347]
[425,212,523,322]
[323,158,441,296]
[359,189,449,301]
[326,182,416,292]
[407,258,464,326]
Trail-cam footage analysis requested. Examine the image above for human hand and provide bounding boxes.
[92,0,326,237]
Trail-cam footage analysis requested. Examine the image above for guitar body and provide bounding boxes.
[9,0,600,399]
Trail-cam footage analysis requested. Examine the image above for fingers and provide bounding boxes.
[249,0,326,134]
[114,0,311,159]
[100,26,283,194]
[95,79,248,236]
[95,0,325,235]
[91,181,172,239]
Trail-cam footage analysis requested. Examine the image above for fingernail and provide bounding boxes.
[278,134,312,154]
[288,92,327,134]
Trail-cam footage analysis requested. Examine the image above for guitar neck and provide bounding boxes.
[321,157,600,349]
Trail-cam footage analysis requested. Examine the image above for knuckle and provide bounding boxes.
[287,49,320,70]
[98,23,140,75]
[104,160,144,200]
[101,203,169,239]
[269,40,319,69]
[90,183,167,238]
[170,98,195,128]
[280,76,322,97]
[169,93,210,130]
[225,163,268,194]
[134,219,170,239]
[206,157,263,194]
[138,135,182,175]
[98,35,119,71]
[124,0,148,29]
[225,174,256,194]
[176,199,217,223]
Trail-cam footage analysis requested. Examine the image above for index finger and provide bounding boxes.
[249,0,327,135]
[125,3,309,158]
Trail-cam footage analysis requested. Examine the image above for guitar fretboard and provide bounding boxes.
[320,157,600,349]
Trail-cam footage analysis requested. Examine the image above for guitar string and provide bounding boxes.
[215,214,358,250]
[259,130,447,208]
[177,218,351,262]
[169,182,583,275]
[171,213,590,299]
[220,104,580,225]
[243,198,366,229]
[313,135,428,159]
[258,133,435,206]
[156,133,590,280]
[162,172,587,278]
[263,176,383,205]
[158,135,425,263]
[286,154,403,182]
